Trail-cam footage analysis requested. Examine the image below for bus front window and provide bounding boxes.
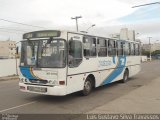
[20,41,38,66]
[38,39,66,68]
[20,39,66,68]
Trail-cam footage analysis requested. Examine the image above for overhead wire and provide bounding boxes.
[132,2,160,8]
[0,27,28,32]
[0,30,23,34]
[0,18,45,28]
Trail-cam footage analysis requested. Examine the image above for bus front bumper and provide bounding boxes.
[19,83,67,96]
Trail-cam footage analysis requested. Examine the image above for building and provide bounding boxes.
[110,28,136,41]
[142,43,160,52]
[0,40,16,59]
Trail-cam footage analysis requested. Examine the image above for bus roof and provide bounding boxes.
[23,29,141,43]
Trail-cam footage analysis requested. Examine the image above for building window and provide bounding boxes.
[108,39,116,56]
[97,38,107,57]
[83,36,96,57]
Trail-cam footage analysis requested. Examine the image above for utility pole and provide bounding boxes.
[148,37,152,61]
[71,16,82,32]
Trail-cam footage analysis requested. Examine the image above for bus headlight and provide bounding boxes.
[19,78,29,83]
[19,78,25,83]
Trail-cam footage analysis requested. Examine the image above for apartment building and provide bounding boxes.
[110,28,136,41]
[142,43,160,52]
[0,40,16,59]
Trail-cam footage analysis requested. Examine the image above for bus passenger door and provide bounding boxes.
[67,33,84,94]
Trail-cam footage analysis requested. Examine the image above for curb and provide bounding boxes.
[0,75,19,82]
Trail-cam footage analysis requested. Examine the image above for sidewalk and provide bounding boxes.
[88,77,160,113]
[0,75,19,82]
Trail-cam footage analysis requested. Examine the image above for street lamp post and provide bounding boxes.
[86,24,96,32]
[155,40,159,43]
[148,37,152,61]
[71,16,82,32]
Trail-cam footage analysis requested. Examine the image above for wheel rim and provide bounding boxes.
[124,71,128,81]
[84,81,91,93]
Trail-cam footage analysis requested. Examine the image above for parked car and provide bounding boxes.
[154,54,160,59]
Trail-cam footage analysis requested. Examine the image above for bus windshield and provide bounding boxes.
[20,39,66,68]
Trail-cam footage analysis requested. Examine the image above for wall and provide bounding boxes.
[0,59,20,77]
[141,56,147,62]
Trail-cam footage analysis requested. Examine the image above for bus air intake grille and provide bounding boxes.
[29,79,48,84]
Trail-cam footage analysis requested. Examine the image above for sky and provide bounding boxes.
[0,0,160,44]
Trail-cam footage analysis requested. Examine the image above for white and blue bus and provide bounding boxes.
[19,30,141,96]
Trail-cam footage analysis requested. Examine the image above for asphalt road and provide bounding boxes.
[0,61,160,114]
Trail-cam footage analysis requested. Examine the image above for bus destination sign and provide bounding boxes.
[23,30,61,39]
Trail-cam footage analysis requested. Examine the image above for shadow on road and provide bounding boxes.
[23,77,138,104]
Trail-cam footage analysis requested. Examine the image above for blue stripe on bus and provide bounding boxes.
[112,56,116,64]
[102,56,126,85]
[20,66,36,80]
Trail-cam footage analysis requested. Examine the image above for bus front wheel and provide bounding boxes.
[82,78,93,96]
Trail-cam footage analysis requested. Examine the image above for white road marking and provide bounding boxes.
[0,101,37,113]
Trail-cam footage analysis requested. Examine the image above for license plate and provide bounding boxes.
[27,86,47,93]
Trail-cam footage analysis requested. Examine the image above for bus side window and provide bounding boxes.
[98,38,107,57]
[124,42,130,56]
[108,39,112,56]
[69,38,82,67]
[113,40,116,56]
[83,37,90,57]
[108,39,116,56]
[117,41,123,56]
[83,36,96,57]
[129,42,131,55]
[138,44,141,55]
[130,43,134,55]
[133,44,136,55]
[135,43,139,56]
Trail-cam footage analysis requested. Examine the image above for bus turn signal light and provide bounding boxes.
[59,81,65,85]
[20,86,25,90]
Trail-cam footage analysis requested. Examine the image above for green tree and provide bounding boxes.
[152,50,160,56]
[141,50,150,57]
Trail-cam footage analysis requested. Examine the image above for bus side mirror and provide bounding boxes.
[16,47,19,55]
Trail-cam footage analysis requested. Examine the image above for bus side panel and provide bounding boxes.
[66,74,84,94]
[97,56,118,86]
[126,56,141,77]
[126,56,141,66]
[129,65,141,77]
[98,56,128,85]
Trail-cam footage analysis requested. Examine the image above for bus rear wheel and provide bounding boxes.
[82,78,93,96]
[121,69,129,83]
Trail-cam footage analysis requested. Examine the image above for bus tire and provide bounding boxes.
[121,69,129,83]
[82,77,93,96]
